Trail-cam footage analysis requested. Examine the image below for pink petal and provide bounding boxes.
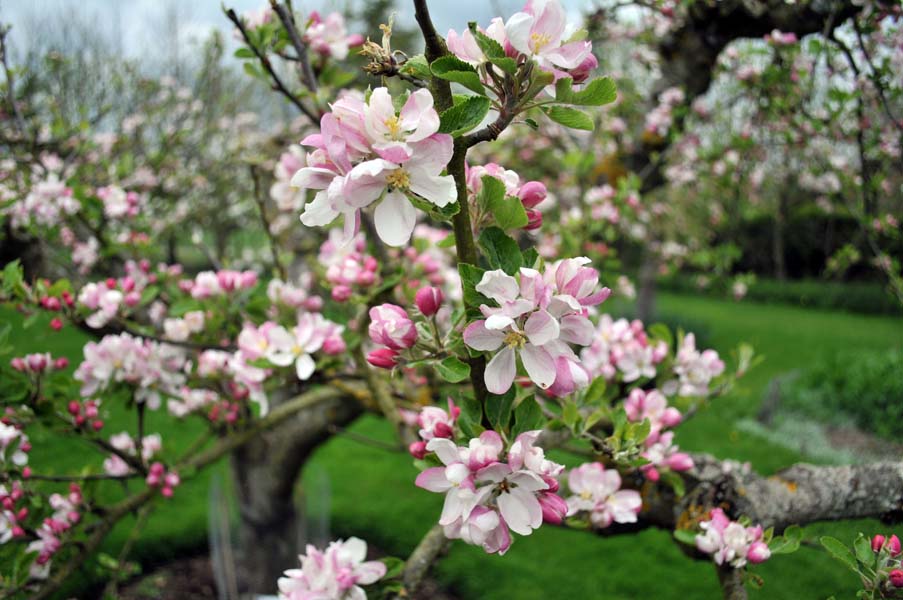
[485,346,516,394]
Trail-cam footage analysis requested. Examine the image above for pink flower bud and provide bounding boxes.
[525,209,543,230]
[160,486,173,498]
[366,348,399,369]
[518,181,547,209]
[889,534,901,557]
[11,526,24,538]
[873,534,887,553]
[26,354,48,372]
[322,336,347,355]
[414,286,444,317]
[891,569,903,588]
[10,358,25,371]
[332,285,353,302]
[538,492,568,525]
[67,511,80,523]
[665,452,694,472]
[145,474,160,486]
[149,462,165,476]
[53,357,69,370]
[105,278,117,289]
[570,53,599,84]
[368,304,417,349]
[21,467,31,479]
[747,540,771,564]
[164,472,180,487]
[432,421,454,439]
[44,297,61,311]
[408,441,427,459]
[50,318,63,331]
[304,297,323,311]
[91,420,104,431]
[124,291,141,307]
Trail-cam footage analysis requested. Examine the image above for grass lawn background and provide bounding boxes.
[4,290,903,599]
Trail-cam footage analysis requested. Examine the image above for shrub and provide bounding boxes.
[779,349,903,440]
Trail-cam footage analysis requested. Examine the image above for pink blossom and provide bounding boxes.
[624,388,682,442]
[565,462,642,528]
[368,304,417,350]
[505,0,593,78]
[414,285,444,317]
[695,508,770,568]
[277,537,386,599]
[303,12,362,60]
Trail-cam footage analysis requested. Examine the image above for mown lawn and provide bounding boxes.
[4,291,903,599]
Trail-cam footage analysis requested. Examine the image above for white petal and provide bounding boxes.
[295,354,316,380]
[524,310,560,345]
[463,320,505,351]
[485,346,516,394]
[374,190,416,247]
[520,344,556,389]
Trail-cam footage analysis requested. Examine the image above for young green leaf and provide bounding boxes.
[435,356,471,383]
[542,106,594,131]
[439,96,491,136]
[511,396,544,437]
[820,536,860,573]
[554,76,618,106]
[430,56,486,95]
[486,388,516,432]
[479,227,523,275]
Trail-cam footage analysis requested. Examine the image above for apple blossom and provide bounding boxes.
[565,462,642,528]
[368,304,417,350]
[695,508,770,568]
[277,537,386,600]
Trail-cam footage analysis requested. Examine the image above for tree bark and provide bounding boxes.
[717,565,748,600]
[229,392,362,595]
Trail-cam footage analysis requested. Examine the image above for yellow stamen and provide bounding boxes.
[385,168,411,190]
[531,32,552,52]
[384,115,403,140]
[504,330,526,348]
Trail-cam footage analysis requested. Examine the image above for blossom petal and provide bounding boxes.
[415,467,453,492]
[295,354,316,380]
[521,343,556,389]
[463,320,505,351]
[485,346,516,394]
[374,190,416,247]
[524,309,560,345]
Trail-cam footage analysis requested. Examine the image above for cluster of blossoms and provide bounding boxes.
[466,163,547,230]
[10,353,68,376]
[416,430,566,555]
[267,277,322,313]
[695,508,771,568]
[406,398,460,459]
[24,484,83,579]
[276,537,386,600]
[0,482,27,543]
[79,262,180,328]
[665,333,725,397]
[293,87,455,246]
[66,398,103,432]
[145,462,180,498]
[95,185,145,220]
[645,86,685,136]
[236,313,345,383]
[319,232,379,302]
[564,462,642,528]
[102,432,161,476]
[269,145,306,233]
[463,258,610,396]
[303,11,364,60]
[163,310,206,342]
[447,0,596,83]
[0,421,30,468]
[185,269,258,299]
[3,172,78,229]
[871,534,903,589]
[622,388,694,481]
[74,333,187,409]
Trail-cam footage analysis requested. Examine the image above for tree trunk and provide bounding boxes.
[229,392,362,595]
[716,566,748,600]
[772,192,787,281]
[636,251,658,322]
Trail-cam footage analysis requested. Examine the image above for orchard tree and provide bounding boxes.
[0,2,902,600]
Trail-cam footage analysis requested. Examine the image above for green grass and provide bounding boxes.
[5,291,903,599]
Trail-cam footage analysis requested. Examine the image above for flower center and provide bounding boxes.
[385,168,411,190]
[384,115,403,140]
[580,490,593,501]
[530,32,552,52]
[503,330,526,348]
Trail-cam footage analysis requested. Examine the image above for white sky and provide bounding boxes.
[3,0,593,58]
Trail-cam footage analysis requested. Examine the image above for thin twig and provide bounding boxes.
[250,164,288,280]
[269,1,319,96]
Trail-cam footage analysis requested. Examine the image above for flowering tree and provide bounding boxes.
[1,2,902,600]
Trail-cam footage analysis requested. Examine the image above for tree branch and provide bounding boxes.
[716,565,748,600]
[400,524,449,597]
[268,1,319,97]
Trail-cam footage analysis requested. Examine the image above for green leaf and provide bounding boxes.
[487,192,528,231]
[488,56,517,75]
[554,76,617,106]
[435,356,471,383]
[486,388,516,432]
[381,556,405,579]
[168,299,202,317]
[437,233,456,248]
[673,528,697,545]
[521,247,539,268]
[439,96,491,136]
[770,525,802,555]
[479,227,522,275]
[583,376,607,406]
[647,323,673,349]
[820,536,860,573]
[853,534,875,568]
[562,400,579,429]
[522,69,555,103]
[458,263,490,308]
[400,54,431,80]
[468,22,505,58]
[542,106,594,131]
[234,47,256,59]
[511,396,544,437]
[430,56,485,95]
[454,392,484,438]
